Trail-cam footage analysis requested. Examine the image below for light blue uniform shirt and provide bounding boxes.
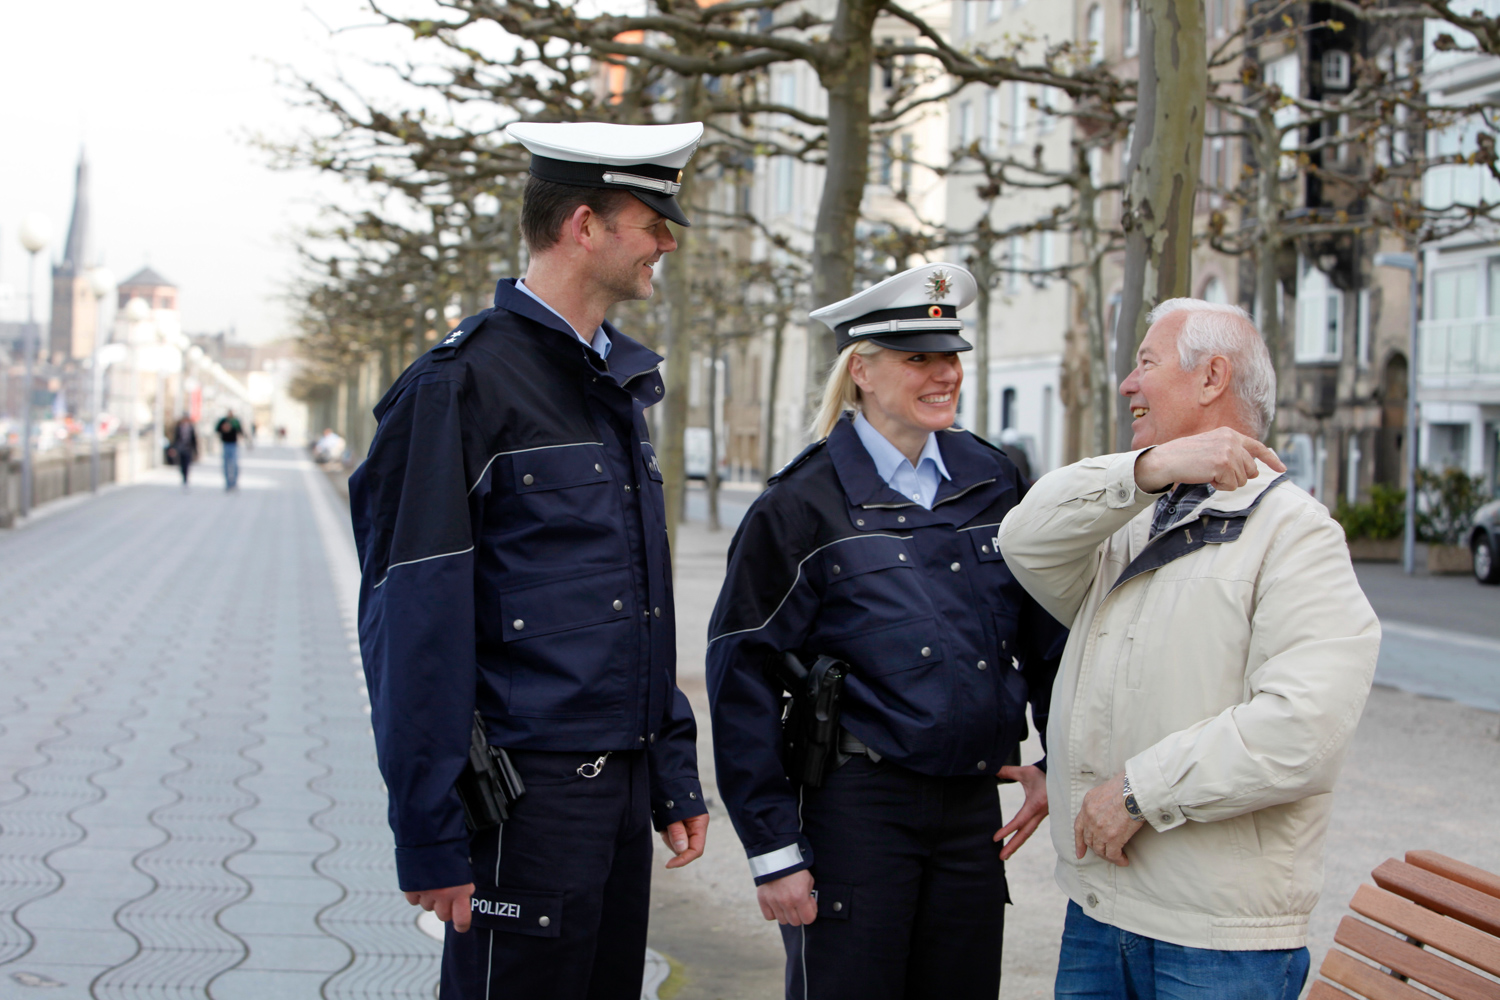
[852,412,951,510]
[516,278,613,359]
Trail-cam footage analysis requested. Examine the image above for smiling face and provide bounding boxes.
[849,347,964,442]
[590,197,678,303]
[1118,311,1210,448]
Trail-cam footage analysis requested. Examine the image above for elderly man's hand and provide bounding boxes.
[1135,427,1285,494]
[1074,772,1144,867]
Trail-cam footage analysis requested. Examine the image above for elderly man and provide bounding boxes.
[998,299,1379,999]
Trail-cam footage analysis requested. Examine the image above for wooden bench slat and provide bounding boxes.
[1309,979,1358,1000]
[1334,916,1500,1000]
[1321,947,1437,1000]
[1409,852,1500,904]
[1310,981,1357,1000]
[1351,885,1500,978]
[1373,859,1500,938]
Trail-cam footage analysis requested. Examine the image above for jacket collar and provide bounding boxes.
[827,415,1012,527]
[1179,460,1285,519]
[493,279,662,385]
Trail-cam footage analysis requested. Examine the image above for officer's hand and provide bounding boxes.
[1133,427,1284,494]
[661,813,709,869]
[757,869,818,926]
[405,883,476,933]
[994,764,1048,860]
[1073,772,1144,868]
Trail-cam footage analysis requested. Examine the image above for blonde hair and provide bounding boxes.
[812,340,885,439]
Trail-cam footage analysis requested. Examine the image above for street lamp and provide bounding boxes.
[87,266,116,492]
[17,213,50,520]
[1375,251,1419,576]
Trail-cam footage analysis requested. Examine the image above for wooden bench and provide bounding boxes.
[1310,851,1500,1000]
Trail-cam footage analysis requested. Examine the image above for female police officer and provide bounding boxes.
[707,263,1065,999]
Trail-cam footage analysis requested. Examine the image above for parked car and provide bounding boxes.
[1471,499,1500,585]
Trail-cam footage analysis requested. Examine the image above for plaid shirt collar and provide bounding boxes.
[1149,482,1216,539]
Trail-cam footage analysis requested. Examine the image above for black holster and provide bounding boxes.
[768,652,848,788]
[455,710,526,831]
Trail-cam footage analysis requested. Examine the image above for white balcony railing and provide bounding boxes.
[1418,318,1500,379]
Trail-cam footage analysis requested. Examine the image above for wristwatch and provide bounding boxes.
[1121,774,1145,822]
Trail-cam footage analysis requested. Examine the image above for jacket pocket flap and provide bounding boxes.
[827,617,942,677]
[825,537,915,581]
[500,569,633,641]
[968,525,1007,562]
[514,444,611,493]
[813,882,853,920]
[469,887,562,937]
[641,442,663,482]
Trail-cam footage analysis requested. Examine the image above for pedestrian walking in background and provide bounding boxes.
[997,299,1380,1000]
[349,121,709,1000]
[215,410,245,491]
[169,414,197,490]
[708,264,1067,1000]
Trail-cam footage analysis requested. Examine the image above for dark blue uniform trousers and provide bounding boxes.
[440,749,652,1000]
[783,756,1008,1000]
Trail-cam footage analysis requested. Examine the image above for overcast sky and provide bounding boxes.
[0,1,428,343]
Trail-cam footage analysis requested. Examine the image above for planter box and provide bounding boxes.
[1427,544,1474,575]
[1348,538,1402,562]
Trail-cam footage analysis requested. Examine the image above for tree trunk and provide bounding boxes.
[807,0,882,390]
[970,228,995,440]
[706,334,721,531]
[1253,108,1285,439]
[762,309,785,479]
[1112,0,1206,450]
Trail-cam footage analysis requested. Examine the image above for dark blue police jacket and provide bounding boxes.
[350,279,706,891]
[706,415,1066,884]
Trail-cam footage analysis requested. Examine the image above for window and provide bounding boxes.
[1429,424,1470,471]
[1123,0,1139,57]
[1263,53,1301,175]
[880,37,894,88]
[1431,267,1478,321]
[959,99,975,149]
[900,134,914,192]
[1356,288,1372,368]
[1208,0,1229,37]
[960,0,978,37]
[1296,258,1343,361]
[1010,82,1028,145]
[1001,387,1017,430]
[878,137,893,186]
[1033,230,1052,285]
[775,156,794,214]
[1037,86,1059,133]
[1321,49,1351,90]
[1202,276,1226,303]
[988,0,1003,20]
[1006,235,1023,292]
[1086,4,1104,64]
[985,88,999,152]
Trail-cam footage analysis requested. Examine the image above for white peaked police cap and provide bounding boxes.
[809,262,978,353]
[504,121,705,227]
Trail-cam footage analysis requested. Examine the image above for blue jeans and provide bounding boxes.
[222,442,239,489]
[1055,901,1309,1000]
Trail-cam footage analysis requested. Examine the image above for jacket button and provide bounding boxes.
[688,791,697,799]
[950,561,961,572]
[522,474,534,485]
[856,518,865,526]
[1001,640,1008,650]
[613,600,623,611]
[981,544,990,553]
[832,565,841,574]
[654,607,661,617]
[1161,812,1173,824]
[921,646,931,657]
[595,463,603,473]
[539,915,551,927]
[649,732,656,743]
[639,736,646,742]
[1117,489,1128,500]
[977,761,987,770]
[655,385,662,394]
[897,553,906,562]
[1086,893,1099,907]
[624,485,632,492]
[832,901,843,912]
[977,660,987,670]
[897,515,906,523]
[665,800,674,809]
[512,619,525,631]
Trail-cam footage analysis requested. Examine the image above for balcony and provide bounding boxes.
[1418,318,1500,403]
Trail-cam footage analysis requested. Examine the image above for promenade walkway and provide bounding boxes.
[0,451,441,998]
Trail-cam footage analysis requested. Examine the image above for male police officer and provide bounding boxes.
[349,121,710,1000]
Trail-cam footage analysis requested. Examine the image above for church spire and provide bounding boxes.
[58,148,89,278]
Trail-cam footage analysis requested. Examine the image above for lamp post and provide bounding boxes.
[1375,251,1420,576]
[17,214,50,519]
[87,267,116,492]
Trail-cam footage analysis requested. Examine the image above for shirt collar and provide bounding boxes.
[852,412,952,485]
[516,278,612,359]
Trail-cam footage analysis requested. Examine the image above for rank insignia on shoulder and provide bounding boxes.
[431,307,495,355]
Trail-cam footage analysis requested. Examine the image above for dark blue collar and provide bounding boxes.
[827,415,1014,521]
[492,279,662,383]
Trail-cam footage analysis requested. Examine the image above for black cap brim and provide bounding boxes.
[856,331,973,353]
[630,190,691,227]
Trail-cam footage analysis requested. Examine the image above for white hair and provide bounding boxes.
[1145,297,1277,439]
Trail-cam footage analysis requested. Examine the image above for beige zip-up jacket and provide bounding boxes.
[997,449,1379,951]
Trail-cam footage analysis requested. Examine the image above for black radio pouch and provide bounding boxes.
[456,710,526,831]
[767,652,848,789]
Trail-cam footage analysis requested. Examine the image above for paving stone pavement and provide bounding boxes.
[0,451,442,998]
